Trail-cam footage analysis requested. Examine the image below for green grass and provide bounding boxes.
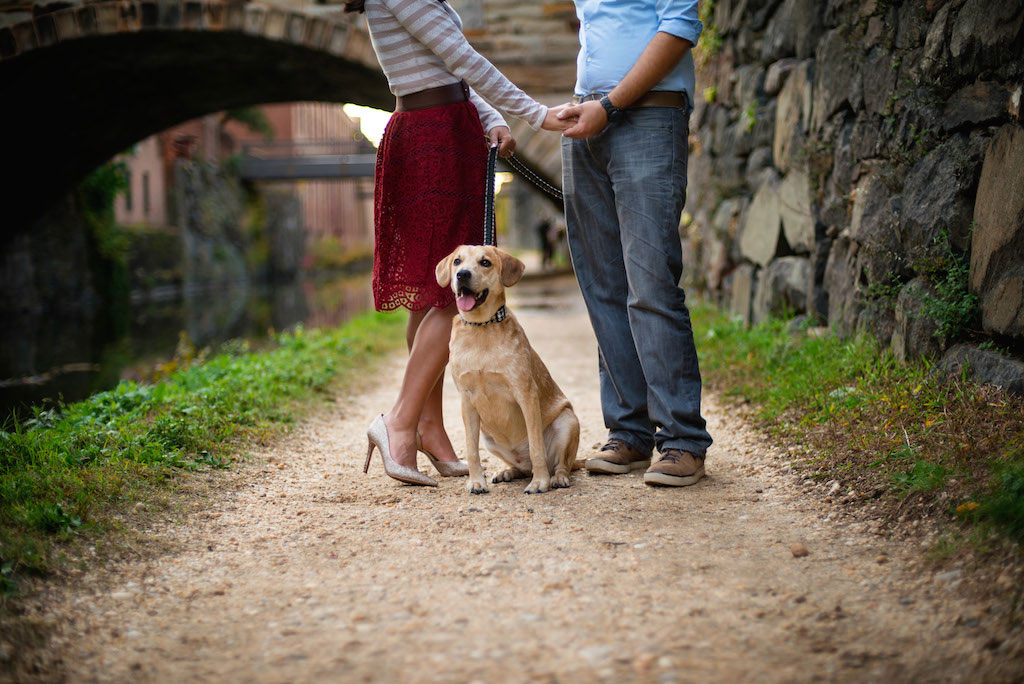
[691,303,1024,543]
[0,311,406,590]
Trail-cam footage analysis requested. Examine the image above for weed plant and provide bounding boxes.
[0,312,406,592]
[692,304,1024,543]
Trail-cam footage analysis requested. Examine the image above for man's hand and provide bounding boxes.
[541,104,578,132]
[558,100,609,139]
[487,126,515,157]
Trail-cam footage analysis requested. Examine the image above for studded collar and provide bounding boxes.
[459,305,507,326]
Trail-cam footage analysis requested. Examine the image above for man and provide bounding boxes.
[557,0,713,486]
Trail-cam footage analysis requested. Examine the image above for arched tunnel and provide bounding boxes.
[0,0,397,232]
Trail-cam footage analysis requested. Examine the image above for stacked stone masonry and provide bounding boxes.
[685,0,1024,395]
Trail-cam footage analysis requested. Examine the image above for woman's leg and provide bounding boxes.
[401,308,459,463]
[383,303,458,468]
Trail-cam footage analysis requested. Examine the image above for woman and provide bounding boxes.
[350,0,569,486]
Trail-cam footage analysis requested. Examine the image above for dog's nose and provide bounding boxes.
[456,269,471,283]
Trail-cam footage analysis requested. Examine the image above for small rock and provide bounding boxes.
[790,543,810,558]
[110,591,134,600]
[542,517,553,524]
[876,556,889,564]
[633,652,657,674]
[898,597,915,606]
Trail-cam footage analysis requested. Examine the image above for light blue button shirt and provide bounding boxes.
[573,0,703,99]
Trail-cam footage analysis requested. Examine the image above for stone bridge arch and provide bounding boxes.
[0,0,393,231]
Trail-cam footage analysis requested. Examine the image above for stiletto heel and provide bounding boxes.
[417,433,469,477]
[364,440,374,474]
[365,415,437,487]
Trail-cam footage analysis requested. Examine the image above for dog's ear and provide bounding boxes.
[435,251,457,288]
[498,250,526,287]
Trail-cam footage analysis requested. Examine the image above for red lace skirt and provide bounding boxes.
[373,100,487,311]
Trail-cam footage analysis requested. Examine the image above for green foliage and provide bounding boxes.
[893,459,949,494]
[959,455,1024,543]
[0,312,406,589]
[80,161,131,300]
[915,231,979,341]
[865,272,903,306]
[308,236,374,273]
[703,85,718,104]
[740,103,757,133]
[81,162,129,262]
[695,0,722,68]
[691,302,1024,544]
[222,108,276,141]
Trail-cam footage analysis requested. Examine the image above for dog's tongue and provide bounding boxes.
[456,294,477,312]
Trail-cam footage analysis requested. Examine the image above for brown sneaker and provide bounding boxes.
[643,449,705,486]
[585,439,652,474]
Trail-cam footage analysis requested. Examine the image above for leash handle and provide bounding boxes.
[484,145,498,247]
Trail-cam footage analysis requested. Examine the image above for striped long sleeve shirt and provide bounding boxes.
[364,0,548,132]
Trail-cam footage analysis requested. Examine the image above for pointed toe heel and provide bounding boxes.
[416,433,469,477]
[365,415,438,487]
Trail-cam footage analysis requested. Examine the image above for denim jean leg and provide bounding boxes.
[606,108,713,456]
[561,133,656,453]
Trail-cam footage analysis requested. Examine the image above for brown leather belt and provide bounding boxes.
[395,80,470,112]
[574,90,689,109]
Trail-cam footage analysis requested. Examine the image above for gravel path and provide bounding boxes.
[36,277,1021,682]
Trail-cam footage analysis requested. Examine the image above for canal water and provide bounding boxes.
[0,273,373,422]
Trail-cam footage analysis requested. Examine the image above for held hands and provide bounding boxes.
[557,100,608,139]
[541,105,577,132]
[487,126,515,158]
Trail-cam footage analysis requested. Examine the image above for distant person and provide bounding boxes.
[556,0,713,486]
[535,216,554,270]
[346,0,572,486]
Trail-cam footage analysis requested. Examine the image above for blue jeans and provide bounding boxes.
[561,106,713,457]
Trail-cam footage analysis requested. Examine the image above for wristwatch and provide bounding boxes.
[598,94,624,123]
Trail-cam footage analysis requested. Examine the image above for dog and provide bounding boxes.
[435,245,580,494]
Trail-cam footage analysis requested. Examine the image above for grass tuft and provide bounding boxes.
[692,303,1024,543]
[0,311,406,591]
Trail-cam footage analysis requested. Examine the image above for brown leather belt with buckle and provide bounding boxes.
[573,90,689,109]
[395,80,470,112]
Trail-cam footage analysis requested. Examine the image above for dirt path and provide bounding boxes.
[34,277,1020,682]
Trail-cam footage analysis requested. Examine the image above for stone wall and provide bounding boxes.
[685,0,1024,394]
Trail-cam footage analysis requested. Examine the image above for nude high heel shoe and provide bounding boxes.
[364,415,438,487]
[416,433,469,477]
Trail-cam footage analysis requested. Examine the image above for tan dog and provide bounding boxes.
[435,245,580,494]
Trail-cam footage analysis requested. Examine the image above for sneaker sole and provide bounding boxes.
[585,458,651,474]
[643,465,705,487]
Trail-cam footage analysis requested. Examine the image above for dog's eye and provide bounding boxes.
[453,258,462,265]
[479,259,491,267]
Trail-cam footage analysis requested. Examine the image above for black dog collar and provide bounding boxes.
[460,305,507,326]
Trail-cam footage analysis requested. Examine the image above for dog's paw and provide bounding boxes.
[523,478,550,494]
[492,468,517,483]
[467,478,490,495]
[550,472,571,489]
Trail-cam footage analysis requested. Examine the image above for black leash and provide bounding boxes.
[484,145,498,246]
[501,153,564,202]
[483,146,564,247]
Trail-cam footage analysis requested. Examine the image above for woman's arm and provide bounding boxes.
[381,0,547,129]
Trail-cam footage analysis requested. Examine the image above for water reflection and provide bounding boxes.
[0,273,373,420]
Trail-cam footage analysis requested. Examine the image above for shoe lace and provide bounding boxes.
[659,449,682,464]
[600,439,625,452]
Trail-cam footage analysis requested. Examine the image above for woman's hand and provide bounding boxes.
[542,104,578,132]
[487,126,516,158]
